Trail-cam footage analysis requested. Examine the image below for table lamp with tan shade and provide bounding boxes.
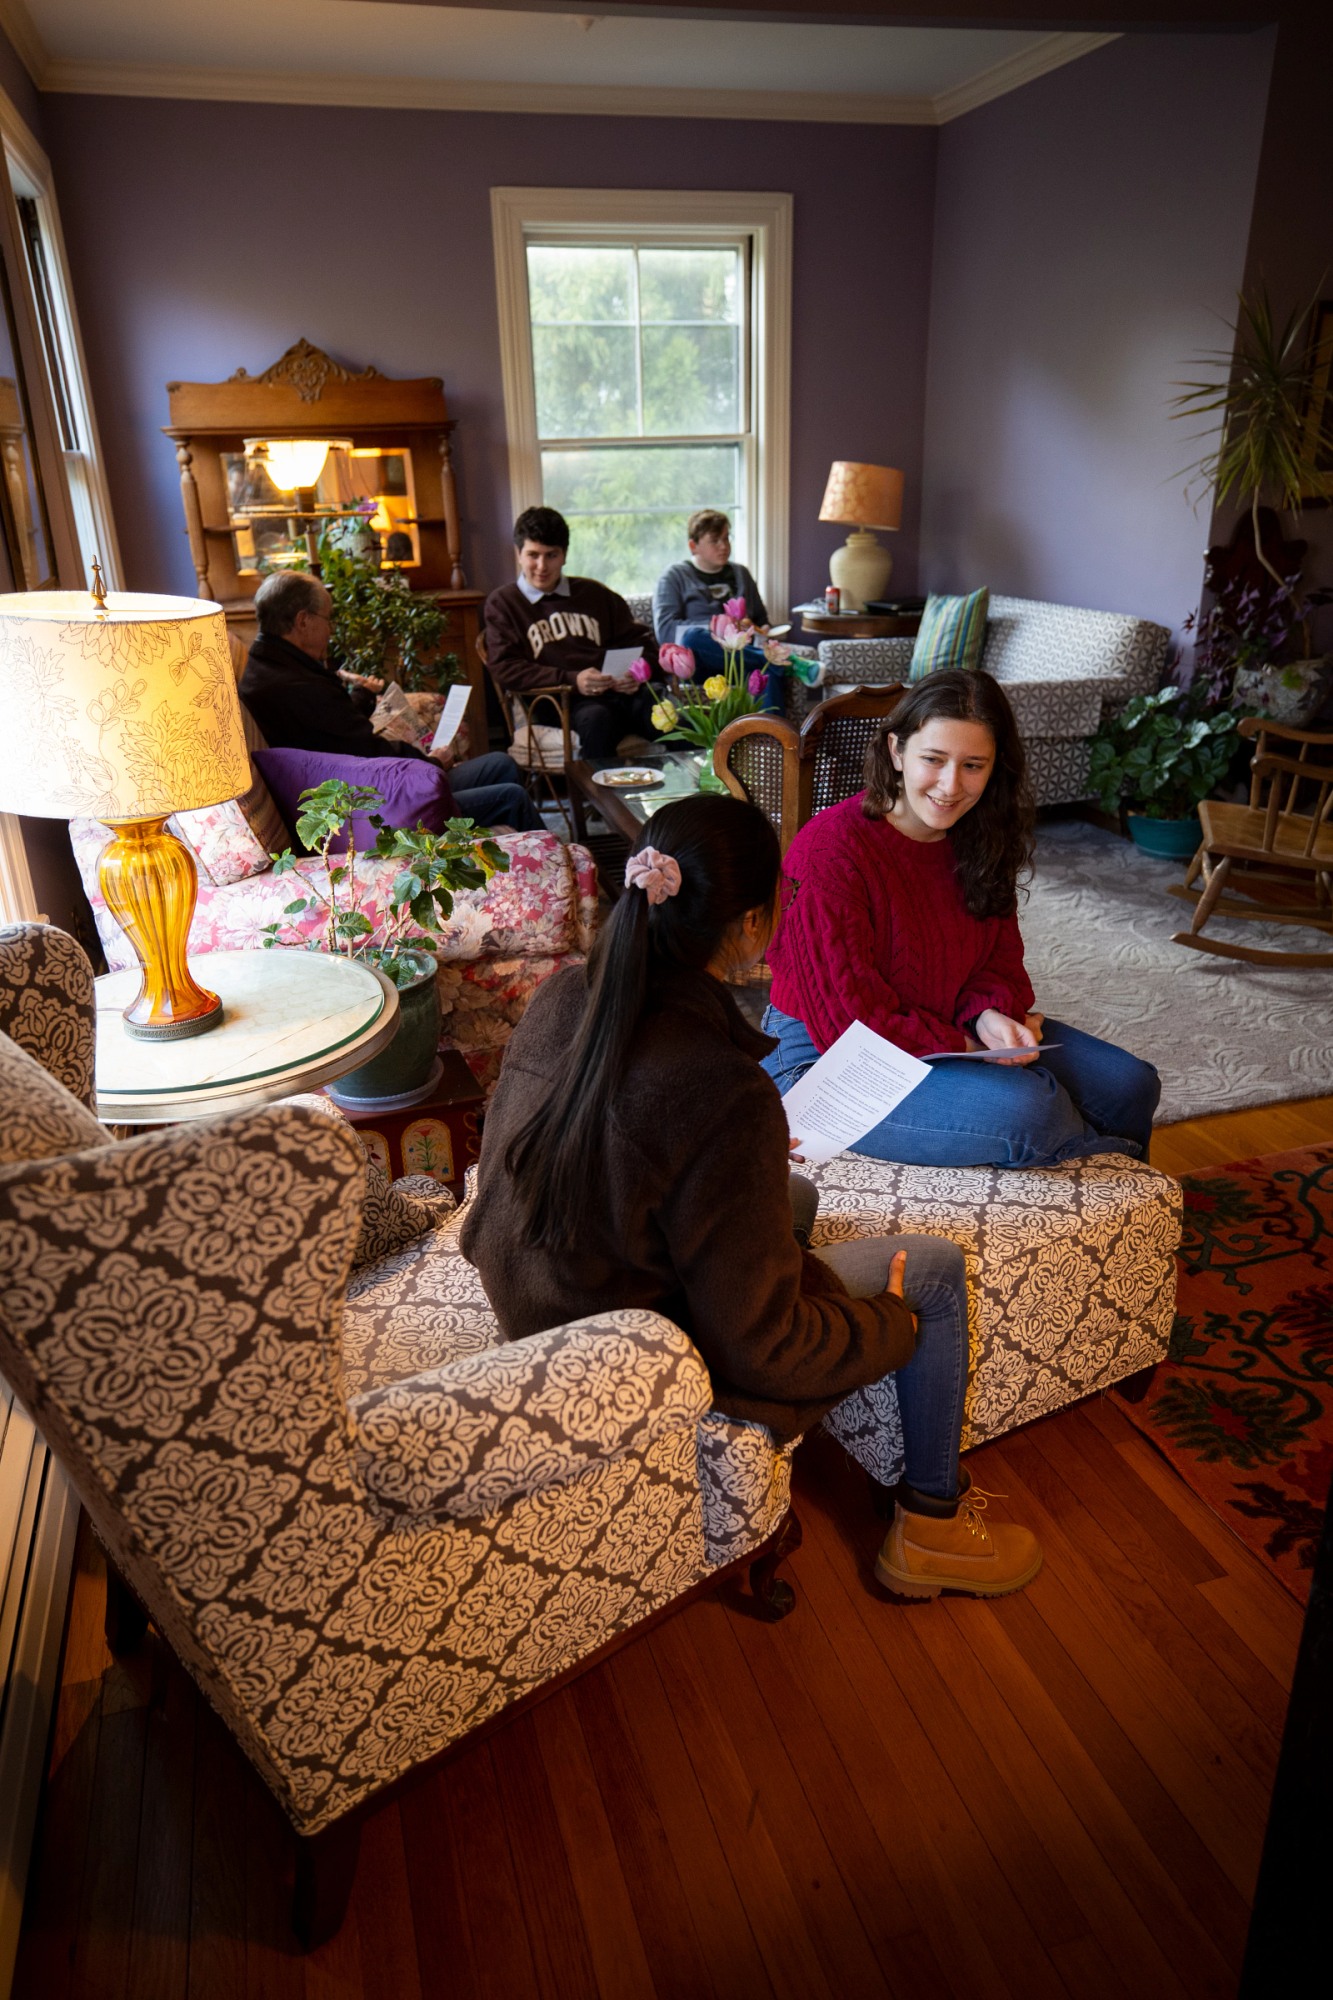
[0,570,250,1040]
[818,461,904,611]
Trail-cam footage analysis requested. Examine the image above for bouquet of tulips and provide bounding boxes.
[629,595,802,753]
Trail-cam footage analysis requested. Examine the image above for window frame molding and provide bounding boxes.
[492,186,792,616]
[0,76,125,593]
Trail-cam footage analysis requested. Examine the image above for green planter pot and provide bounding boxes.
[327,950,442,1106]
[1125,811,1202,859]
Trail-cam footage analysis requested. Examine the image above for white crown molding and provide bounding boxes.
[0,0,46,87]
[934,30,1120,124]
[38,31,1115,126]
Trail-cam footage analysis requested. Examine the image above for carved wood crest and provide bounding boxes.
[227,338,383,405]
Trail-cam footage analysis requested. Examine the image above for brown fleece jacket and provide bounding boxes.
[482,578,657,694]
[460,963,916,1441]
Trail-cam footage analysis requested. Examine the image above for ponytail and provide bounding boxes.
[504,793,780,1250]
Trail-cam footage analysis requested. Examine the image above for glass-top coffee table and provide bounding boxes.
[569,753,714,894]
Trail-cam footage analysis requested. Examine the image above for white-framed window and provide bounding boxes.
[492,188,791,611]
[1,96,124,595]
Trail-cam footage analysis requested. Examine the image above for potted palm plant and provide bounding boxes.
[1172,290,1333,724]
[261,779,507,1103]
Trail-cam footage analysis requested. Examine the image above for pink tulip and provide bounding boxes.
[660,644,696,680]
[723,595,747,621]
[713,620,744,649]
[628,655,652,683]
[747,669,766,697]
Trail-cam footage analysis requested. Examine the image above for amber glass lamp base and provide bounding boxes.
[96,817,223,1040]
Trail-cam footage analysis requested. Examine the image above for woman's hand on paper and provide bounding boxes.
[788,1136,806,1166]
[974,1008,1041,1065]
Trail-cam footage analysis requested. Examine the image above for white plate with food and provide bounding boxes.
[596,767,664,788]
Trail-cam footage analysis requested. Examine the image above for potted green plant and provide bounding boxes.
[1172,289,1333,723]
[1089,687,1240,857]
[261,779,507,1102]
[317,541,463,694]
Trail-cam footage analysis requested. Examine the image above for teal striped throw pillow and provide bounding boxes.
[909,588,990,682]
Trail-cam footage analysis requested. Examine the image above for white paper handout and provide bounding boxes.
[429,684,471,754]
[603,645,647,678]
[781,1021,931,1166]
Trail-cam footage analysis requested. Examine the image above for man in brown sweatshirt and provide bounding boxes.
[483,506,660,757]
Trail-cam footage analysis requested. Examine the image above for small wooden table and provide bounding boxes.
[797,609,922,641]
[94,950,399,1125]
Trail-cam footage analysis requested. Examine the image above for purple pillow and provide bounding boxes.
[253,748,455,854]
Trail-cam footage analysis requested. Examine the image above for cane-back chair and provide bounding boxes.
[475,628,578,835]
[1170,715,1333,966]
[713,685,906,851]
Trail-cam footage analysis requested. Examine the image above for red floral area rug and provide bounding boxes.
[1112,1144,1333,1602]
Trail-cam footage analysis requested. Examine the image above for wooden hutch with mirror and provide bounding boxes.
[164,338,488,747]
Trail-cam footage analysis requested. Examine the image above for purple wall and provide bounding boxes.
[38,96,936,606]
[0,25,43,146]
[920,30,1273,638]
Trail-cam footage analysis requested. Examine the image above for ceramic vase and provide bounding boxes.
[1232,658,1331,728]
[328,950,442,1105]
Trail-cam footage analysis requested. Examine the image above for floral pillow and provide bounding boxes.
[171,798,273,887]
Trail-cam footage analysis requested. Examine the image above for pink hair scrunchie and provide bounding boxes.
[624,846,682,906]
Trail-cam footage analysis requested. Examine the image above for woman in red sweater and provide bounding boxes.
[763,669,1159,1168]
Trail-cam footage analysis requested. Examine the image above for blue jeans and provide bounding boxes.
[763,1007,1159,1167]
[449,751,544,834]
[817,1229,968,1500]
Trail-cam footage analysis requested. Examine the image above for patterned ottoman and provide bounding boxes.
[806,1152,1183,1448]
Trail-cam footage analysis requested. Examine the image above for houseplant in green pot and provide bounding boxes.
[260,779,507,1103]
[1089,686,1240,857]
[1172,289,1333,723]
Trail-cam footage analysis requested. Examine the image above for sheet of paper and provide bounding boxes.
[923,1044,1062,1063]
[429,684,471,753]
[603,645,647,678]
[781,1020,931,1166]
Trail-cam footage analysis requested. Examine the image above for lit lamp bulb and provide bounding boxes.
[245,437,351,492]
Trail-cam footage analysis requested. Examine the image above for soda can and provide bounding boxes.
[824,585,841,614]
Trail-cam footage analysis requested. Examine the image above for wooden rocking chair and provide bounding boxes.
[1170,715,1333,966]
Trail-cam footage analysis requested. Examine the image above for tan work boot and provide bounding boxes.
[874,1484,1042,1601]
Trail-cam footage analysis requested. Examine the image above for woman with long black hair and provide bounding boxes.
[462,793,1041,1600]
[763,669,1160,1168]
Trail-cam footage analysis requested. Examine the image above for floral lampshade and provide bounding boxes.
[0,592,249,823]
[818,462,903,532]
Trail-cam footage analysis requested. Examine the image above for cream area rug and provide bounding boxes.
[1020,821,1333,1125]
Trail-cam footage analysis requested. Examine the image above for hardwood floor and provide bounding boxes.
[15,1097,1333,2000]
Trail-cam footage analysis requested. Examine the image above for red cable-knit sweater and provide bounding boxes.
[768,794,1034,1057]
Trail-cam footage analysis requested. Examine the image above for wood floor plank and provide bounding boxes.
[674,1595,893,2000]
[782,1476,1065,2000]
[345,1805,422,2000]
[648,1614,839,2000]
[185,1707,249,2000]
[605,1642,776,2000]
[531,1690,657,1999]
[570,1669,720,2000]
[68,1698,149,2000]
[125,1647,197,2000]
[433,1741,542,2000]
[1028,1409,1286,1786]
[1197,1570,1305,1689]
[243,1767,307,2000]
[10,1674,101,2000]
[489,1710,600,2000]
[993,1430,1271,1887]
[718,1592,955,1999]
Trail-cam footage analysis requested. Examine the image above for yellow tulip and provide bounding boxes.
[703,675,728,701]
[650,699,678,732]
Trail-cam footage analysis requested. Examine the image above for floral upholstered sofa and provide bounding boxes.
[815,595,1171,806]
[67,803,598,1097]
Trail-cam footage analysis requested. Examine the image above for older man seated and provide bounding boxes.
[239,570,543,832]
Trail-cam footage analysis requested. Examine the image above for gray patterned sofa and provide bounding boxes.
[0,922,1181,1938]
[816,595,1171,805]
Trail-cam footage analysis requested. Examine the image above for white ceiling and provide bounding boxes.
[0,0,1117,123]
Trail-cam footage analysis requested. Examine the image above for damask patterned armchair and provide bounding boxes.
[0,924,1182,1943]
[815,595,1171,806]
